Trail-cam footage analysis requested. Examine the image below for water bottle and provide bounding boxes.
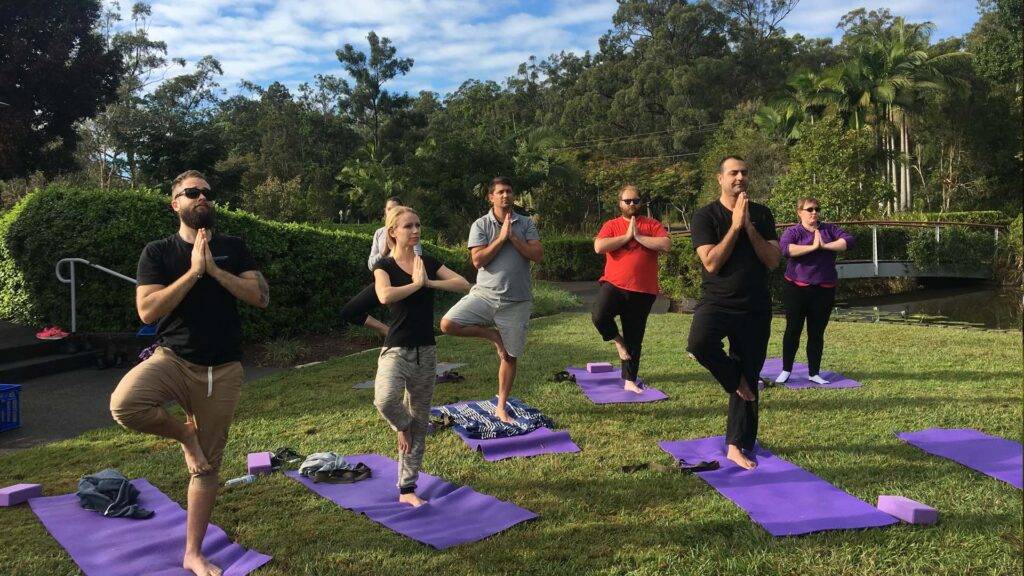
[225,474,256,488]
[413,243,422,257]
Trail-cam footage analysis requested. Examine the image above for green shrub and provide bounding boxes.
[996,213,1023,287]
[534,235,603,281]
[657,236,703,301]
[907,226,996,274]
[0,186,470,339]
[893,211,1009,225]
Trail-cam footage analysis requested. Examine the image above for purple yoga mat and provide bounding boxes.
[460,426,581,461]
[760,358,861,389]
[659,436,898,537]
[285,453,537,549]
[28,479,271,576]
[897,428,1023,489]
[565,366,668,404]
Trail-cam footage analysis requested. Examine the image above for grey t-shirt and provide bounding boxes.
[367,226,389,271]
[468,210,540,302]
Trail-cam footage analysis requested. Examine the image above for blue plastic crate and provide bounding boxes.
[0,384,20,433]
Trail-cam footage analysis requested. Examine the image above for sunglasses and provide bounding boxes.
[621,198,642,205]
[175,187,212,200]
[802,207,820,213]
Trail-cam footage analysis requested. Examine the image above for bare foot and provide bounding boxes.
[623,380,644,394]
[399,492,427,507]
[180,420,211,476]
[613,337,632,361]
[726,445,757,470]
[494,405,515,424]
[183,552,223,576]
[397,430,411,454]
[735,377,755,402]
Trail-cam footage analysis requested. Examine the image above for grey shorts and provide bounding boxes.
[442,292,532,358]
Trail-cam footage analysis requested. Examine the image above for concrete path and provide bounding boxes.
[0,363,282,455]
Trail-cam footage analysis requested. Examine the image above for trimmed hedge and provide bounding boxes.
[0,187,470,339]
[657,237,702,301]
[893,211,1008,225]
[534,235,603,281]
[907,226,996,274]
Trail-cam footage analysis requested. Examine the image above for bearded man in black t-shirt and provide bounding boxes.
[686,156,781,470]
[109,170,269,576]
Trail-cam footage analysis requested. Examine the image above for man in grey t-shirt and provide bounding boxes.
[441,177,543,423]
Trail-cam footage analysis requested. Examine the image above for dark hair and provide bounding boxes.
[717,155,746,173]
[488,176,513,194]
[171,170,208,193]
[385,196,403,206]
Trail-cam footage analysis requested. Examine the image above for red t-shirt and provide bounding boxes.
[596,216,668,295]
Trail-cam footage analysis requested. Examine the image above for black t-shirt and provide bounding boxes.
[137,233,258,366]
[690,200,778,311]
[373,255,443,348]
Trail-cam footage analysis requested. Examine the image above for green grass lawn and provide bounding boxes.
[1,313,1021,575]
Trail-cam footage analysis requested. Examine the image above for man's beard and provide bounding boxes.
[620,205,640,218]
[180,204,216,229]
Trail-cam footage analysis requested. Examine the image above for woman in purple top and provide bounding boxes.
[776,197,854,385]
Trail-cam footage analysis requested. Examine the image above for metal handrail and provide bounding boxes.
[55,258,137,333]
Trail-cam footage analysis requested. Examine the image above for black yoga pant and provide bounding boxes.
[781,282,836,376]
[686,304,771,451]
[591,282,656,382]
[341,283,382,326]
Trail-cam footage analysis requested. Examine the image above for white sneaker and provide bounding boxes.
[774,370,791,384]
[808,374,831,385]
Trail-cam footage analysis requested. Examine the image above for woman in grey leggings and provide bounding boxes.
[372,206,470,506]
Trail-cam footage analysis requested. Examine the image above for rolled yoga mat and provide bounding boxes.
[897,428,1023,489]
[565,366,668,404]
[459,426,580,461]
[353,362,464,389]
[28,479,272,576]
[285,453,537,549]
[760,358,861,389]
[659,436,898,536]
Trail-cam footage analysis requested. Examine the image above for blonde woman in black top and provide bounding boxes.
[372,206,470,506]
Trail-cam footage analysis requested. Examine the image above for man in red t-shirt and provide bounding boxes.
[592,185,671,392]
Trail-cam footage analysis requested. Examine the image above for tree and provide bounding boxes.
[336,32,414,154]
[0,0,122,178]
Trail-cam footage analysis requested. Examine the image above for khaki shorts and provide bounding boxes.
[442,292,532,357]
[110,347,243,479]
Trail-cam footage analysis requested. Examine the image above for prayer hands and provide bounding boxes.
[499,212,512,243]
[627,216,637,240]
[812,229,823,249]
[200,229,220,276]
[412,256,427,288]
[732,192,749,231]
[190,229,206,277]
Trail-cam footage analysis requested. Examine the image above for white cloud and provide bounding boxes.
[110,0,977,98]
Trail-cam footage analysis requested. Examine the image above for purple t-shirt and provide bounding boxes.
[779,223,855,286]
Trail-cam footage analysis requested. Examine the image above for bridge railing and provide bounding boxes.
[669,220,1007,278]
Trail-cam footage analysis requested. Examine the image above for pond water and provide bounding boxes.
[835,286,1022,330]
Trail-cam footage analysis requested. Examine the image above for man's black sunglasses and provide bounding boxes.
[621,198,643,205]
[175,187,212,200]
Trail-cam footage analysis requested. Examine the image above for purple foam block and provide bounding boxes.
[566,366,668,404]
[0,483,43,506]
[897,428,1023,489]
[586,362,614,374]
[286,453,536,549]
[28,479,272,576]
[760,358,861,389]
[659,436,897,537]
[247,452,273,476]
[877,495,938,525]
[460,427,581,461]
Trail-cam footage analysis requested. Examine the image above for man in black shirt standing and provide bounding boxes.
[686,156,781,470]
[110,170,269,576]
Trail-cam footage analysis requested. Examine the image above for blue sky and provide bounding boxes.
[119,0,984,98]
